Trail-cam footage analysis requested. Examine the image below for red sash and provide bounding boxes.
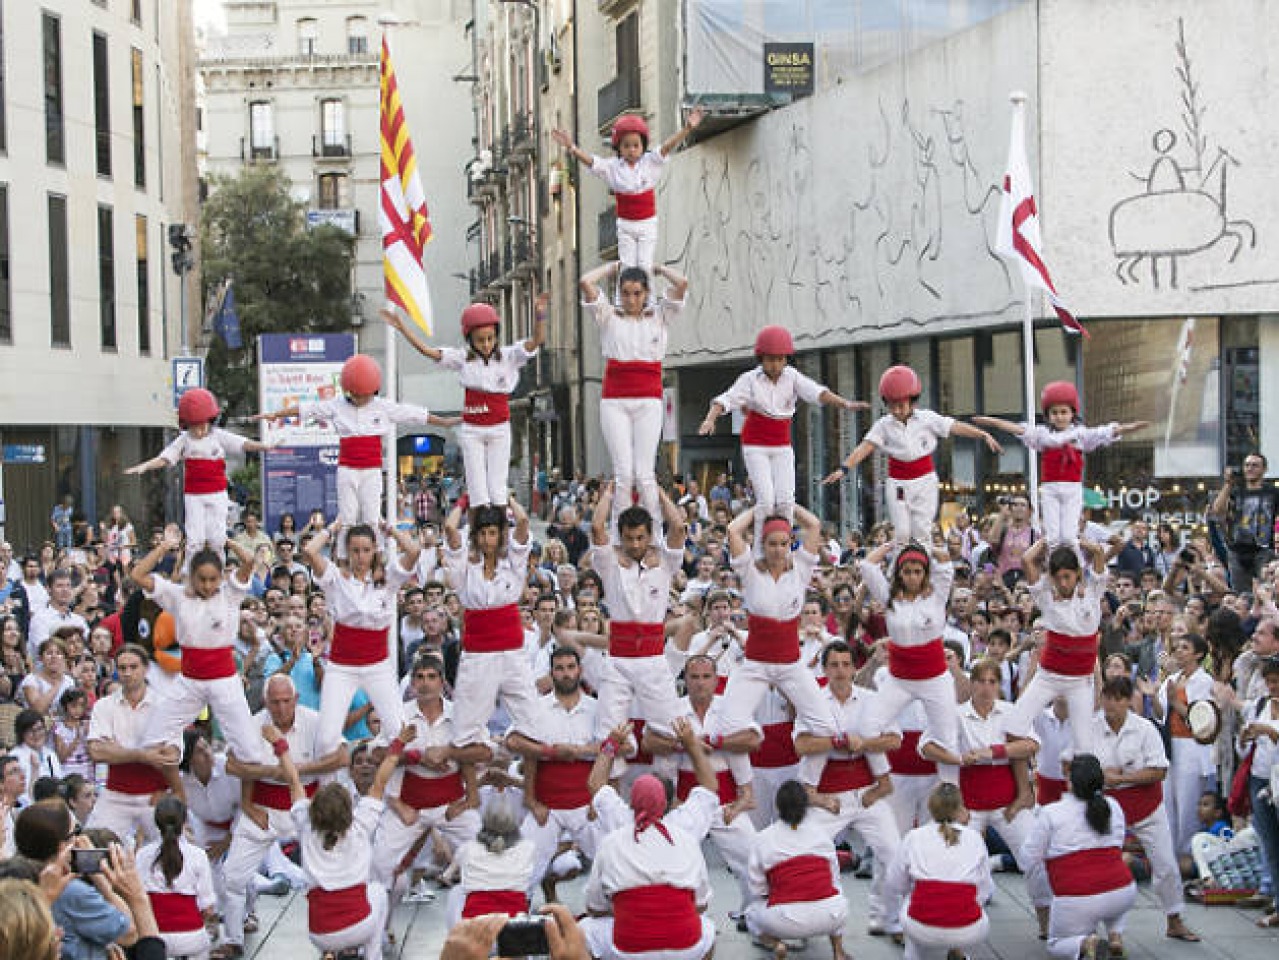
[106,762,168,796]
[534,759,593,810]
[615,189,657,221]
[753,721,799,768]
[741,411,792,447]
[400,770,464,810]
[462,604,524,652]
[677,768,736,806]
[184,458,227,494]
[251,779,318,811]
[888,639,947,680]
[148,892,204,933]
[307,884,371,934]
[715,674,728,694]
[613,885,702,953]
[330,622,389,666]
[1106,781,1163,825]
[745,615,801,664]
[609,620,665,658]
[888,730,937,776]
[462,890,528,919]
[203,819,233,832]
[462,389,511,426]
[1040,631,1098,677]
[338,435,382,468]
[629,718,654,765]
[1036,776,1067,807]
[888,454,935,480]
[959,764,1016,811]
[1041,446,1084,483]
[181,646,236,681]
[602,360,663,400]
[1046,847,1132,896]
[766,855,838,906]
[817,756,874,794]
[907,879,982,928]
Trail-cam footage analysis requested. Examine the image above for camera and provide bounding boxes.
[1179,548,1198,565]
[496,916,550,956]
[71,848,110,876]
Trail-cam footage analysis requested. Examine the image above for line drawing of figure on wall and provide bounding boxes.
[1108,17,1256,289]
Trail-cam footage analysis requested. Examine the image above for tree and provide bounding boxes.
[200,167,355,419]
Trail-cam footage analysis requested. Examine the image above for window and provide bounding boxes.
[320,99,346,155]
[48,195,69,346]
[132,0,143,25]
[93,33,111,177]
[347,16,368,54]
[317,173,347,210]
[132,49,145,188]
[43,13,63,164]
[298,18,318,56]
[99,206,116,350]
[0,184,9,342]
[136,215,150,354]
[249,101,274,159]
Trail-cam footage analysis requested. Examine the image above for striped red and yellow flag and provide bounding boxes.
[380,36,434,334]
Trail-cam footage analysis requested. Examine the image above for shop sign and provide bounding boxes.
[1095,485,1206,527]
[764,43,814,97]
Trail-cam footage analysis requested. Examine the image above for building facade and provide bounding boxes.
[0,0,200,551]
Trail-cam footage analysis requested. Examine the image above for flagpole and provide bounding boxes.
[1010,91,1041,525]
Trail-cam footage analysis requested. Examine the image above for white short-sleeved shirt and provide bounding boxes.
[137,836,217,911]
[438,344,536,394]
[1091,710,1168,773]
[586,292,680,363]
[1033,710,1071,778]
[591,542,682,623]
[883,822,993,906]
[585,822,711,915]
[182,757,241,841]
[531,691,598,747]
[957,699,1034,753]
[17,671,74,711]
[796,684,894,778]
[252,705,324,789]
[713,366,826,420]
[159,428,249,466]
[1022,794,1126,871]
[442,536,530,610]
[586,151,668,206]
[90,685,178,751]
[680,695,758,778]
[27,606,88,660]
[735,547,817,621]
[314,558,412,631]
[456,837,537,894]
[1029,572,1105,636]
[860,559,953,648]
[863,409,954,461]
[298,396,430,439]
[1020,423,1119,454]
[292,794,382,890]
[147,575,247,651]
[747,815,841,901]
[389,700,466,796]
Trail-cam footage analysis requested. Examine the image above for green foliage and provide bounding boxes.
[201,167,355,419]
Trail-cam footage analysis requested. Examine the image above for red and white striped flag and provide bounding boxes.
[380,37,434,334]
[995,97,1087,338]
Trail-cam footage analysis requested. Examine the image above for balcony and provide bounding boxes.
[313,133,352,158]
[509,115,535,160]
[597,72,641,133]
[241,136,279,162]
[512,235,537,278]
[598,208,618,258]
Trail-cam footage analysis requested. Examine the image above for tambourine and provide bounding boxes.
[1188,699,1221,745]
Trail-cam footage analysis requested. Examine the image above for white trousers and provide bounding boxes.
[1046,885,1136,960]
[968,806,1038,873]
[524,805,602,886]
[580,914,716,960]
[887,773,938,833]
[599,398,663,527]
[886,474,939,545]
[595,655,687,741]
[456,422,512,507]
[337,466,382,527]
[1167,738,1214,857]
[746,893,848,940]
[1129,805,1184,913]
[900,914,989,960]
[86,789,159,849]
[183,491,228,555]
[721,660,834,786]
[158,928,212,960]
[1039,481,1083,547]
[749,764,800,830]
[809,788,902,931]
[742,445,796,543]
[143,673,267,765]
[452,649,545,746]
[1006,669,1097,757]
[616,216,659,274]
[221,808,296,946]
[857,671,960,779]
[308,883,388,960]
[373,803,480,889]
[317,659,405,752]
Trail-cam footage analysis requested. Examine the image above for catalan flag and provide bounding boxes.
[380,36,434,334]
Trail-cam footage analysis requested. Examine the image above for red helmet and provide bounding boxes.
[879,365,922,402]
[754,325,794,357]
[611,114,650,148]
[461,302,500,337]
[177,388,220,427]
[1040,380,1079,413]
[340,354,382,396]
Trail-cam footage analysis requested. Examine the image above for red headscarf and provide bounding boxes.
[630,774,671,843]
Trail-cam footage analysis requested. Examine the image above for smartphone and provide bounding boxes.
[71,848,110,876]
[495,916,550,957]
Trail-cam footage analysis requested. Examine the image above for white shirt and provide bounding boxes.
[586,292,681,363]
[137,836,217,911]
[860,559,953,647]
[957,699,1031,754]
[21,578,49,613]
[439,343,536,393]
[1033,709,1071,780]
[314,559,412,631]
[585,821,711,914]
[298,396,431,439]
[677,627,744,684]
[1022,794,1127,870]
[796,683,894,778]
[592,783,720,841]
[11,744,61,800]
[292,794,382,890]
[883,822,993,906]
[533,690,597,747]
[443,536,530,610]
[1029,571,1105,636]
[415,546,439,586]
[713,366,826,420]
[253,705,324,789]
[748,814,841,901]
[1244,696,1278,778]
[27,606,88,660]
[592,542,682,623]
[681,695,757,778]
[1019,423,1119,454]
[182,756,241,843]
[735,547,817,621]
[1156,666,1216,775]
[147,575,247,651]
[1091,710,1169,775]
[89,685,176,753]
[456,837,537,894]
[16,671,74,711]
[159,427,249,466]
[863,409,954,461]
[587,150,668,203]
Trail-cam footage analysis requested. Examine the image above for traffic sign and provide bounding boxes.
[172,356,205,409]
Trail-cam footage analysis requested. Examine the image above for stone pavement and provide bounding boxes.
[239,861,1278,960]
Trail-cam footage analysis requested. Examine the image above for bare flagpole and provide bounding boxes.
[1010,91,1041,525]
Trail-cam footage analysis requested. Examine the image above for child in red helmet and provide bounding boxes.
[384,294,547,508]
[258,354,459,546]
[125,388,272,559]
[552,106,704,280]
[700,325,865,549]
[975,382,1147,546]
[824,366,1001,545]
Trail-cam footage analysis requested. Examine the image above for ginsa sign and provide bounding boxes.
[767,51,812,67]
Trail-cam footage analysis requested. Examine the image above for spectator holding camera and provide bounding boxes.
[1209,452,1279,591]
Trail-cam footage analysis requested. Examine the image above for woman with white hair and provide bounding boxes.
[446,793,538,927]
